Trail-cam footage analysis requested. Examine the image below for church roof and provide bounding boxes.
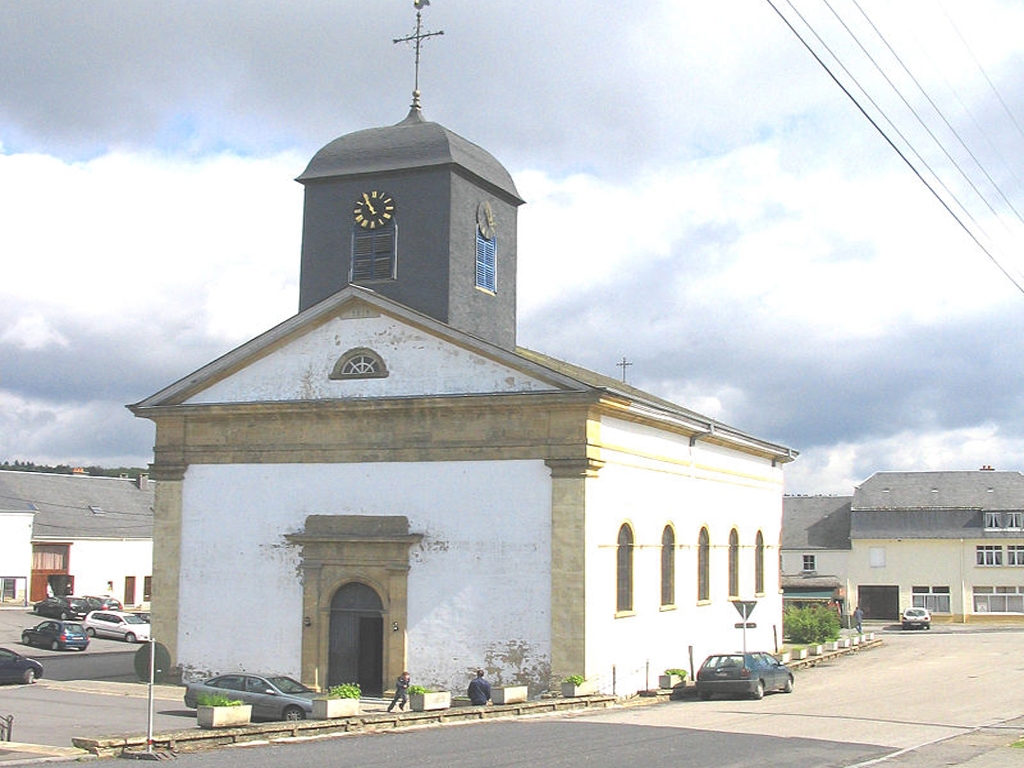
[296,108,523,204]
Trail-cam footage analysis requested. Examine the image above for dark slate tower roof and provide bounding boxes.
[297,108,522,204]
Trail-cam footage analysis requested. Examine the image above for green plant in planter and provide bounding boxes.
[563,675,585,686]
[407,684,429,695]
[196,692,244,707]
[325,683,361,699]
[664,669,688,680]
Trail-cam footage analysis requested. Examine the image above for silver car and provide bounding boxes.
[184,674,318,721]
[82,610,151,643]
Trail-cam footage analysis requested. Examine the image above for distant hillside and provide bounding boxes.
[0,460,149,479]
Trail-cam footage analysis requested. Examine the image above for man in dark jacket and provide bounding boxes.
[467,669,491,705]
[387,671,411,712]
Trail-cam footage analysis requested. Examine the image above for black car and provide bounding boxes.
[32,596,91,620]
[83,595,124,612]
[0,647,44,684]
[21,620,90,651]
[696,652,795,700]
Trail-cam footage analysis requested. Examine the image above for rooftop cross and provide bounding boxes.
[393,0,444,112]
[616,357,633,383]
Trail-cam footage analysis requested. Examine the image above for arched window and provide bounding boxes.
[616,524,634,613]
[728,528,740,598]
[755,530,765,595]
[697,527,710,602]
[661,525,675,607]
[330,348,389,380]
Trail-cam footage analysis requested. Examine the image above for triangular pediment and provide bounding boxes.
[131,287,585,408]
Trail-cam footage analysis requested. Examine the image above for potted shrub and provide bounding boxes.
[560,675,592,697]
[312,682,361,719]
[196,692,252,729]
[658,668,687,690]
[408,684,451,711]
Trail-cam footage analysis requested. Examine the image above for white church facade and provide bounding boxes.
[131,101,795,697]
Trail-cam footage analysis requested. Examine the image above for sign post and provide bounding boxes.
[733,600,757,654]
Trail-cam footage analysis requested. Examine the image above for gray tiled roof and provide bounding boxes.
[851,470,1024,540]
[0,471,153,540]
[782,496,852,550]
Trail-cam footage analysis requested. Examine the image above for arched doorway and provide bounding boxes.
[329,582,384,696]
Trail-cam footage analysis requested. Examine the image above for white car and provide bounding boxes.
[901,607,931,630]
[82,610,151,643]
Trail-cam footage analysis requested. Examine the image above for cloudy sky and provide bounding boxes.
[2,0,1023,494]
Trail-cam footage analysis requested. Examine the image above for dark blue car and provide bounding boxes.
[21,620,90,651]
[0,647,44,684]
[696,652,794,700]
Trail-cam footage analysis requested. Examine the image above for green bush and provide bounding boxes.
[664,669,687,680]
[325,683,361,699]
[196,692,243,707]
[562,675,585,686]
[407,684,428,695]
[784,605,841,644]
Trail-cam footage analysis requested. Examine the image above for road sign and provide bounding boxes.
[734,622,757,629]
[733,600,757,620]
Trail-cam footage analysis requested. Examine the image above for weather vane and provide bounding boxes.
[393,0,444,111]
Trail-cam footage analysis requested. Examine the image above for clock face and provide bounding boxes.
[353,191,395,230]
[476,200,496,239]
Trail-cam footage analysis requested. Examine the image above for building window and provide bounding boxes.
[912,585,950,613]
[697,527,710,602]
[977,545,1003,566]
[330,348,389,380]
[985,512,1002,529]
[352,228,397,282]
[973,586,1024,613]
[661,525,675,607]
[755,531,765,595]
[616,524,634,613]
[475,231,496,292]
[728,528,740,598]
[1007,512,1024,529]
[802,554,816,572]
[1008,545,1024,566]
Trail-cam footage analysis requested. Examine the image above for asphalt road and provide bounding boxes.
[2,609,1023,767]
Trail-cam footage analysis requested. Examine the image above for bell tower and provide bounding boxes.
[295,3,523,350]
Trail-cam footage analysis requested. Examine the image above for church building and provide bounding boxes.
[130,68,796,696]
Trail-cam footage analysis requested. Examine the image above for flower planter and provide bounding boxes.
[197,704,252,729]
[312,697,360,719]
[560,680,593,697]
[492,685,528,705]
[658,674,685,690]
[809,644,824,656]
[409,691,451,711]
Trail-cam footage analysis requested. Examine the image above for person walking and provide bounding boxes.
[387,671,411,712]
[853,606,864,633]
[467,669,491,706]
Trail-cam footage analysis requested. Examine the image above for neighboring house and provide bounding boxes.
[780,496,851,612]
[0,470,154,608]
[849,470,1024,623]
[130,103,797,696]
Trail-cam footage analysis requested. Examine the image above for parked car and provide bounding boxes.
[21,620,90,651]
[83,596,123,611]
[32,596,91,620]
[901,607,931,630]
[184,674,318,721]
[695,652,794,700]
[0,647,44,684]
[83,610,151,643]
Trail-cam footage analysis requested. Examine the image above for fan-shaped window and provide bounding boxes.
[330,348,389,380]
[616,523,634,613]
[728,528,740,598]
[661,525,675,607]
[698,527,710,602]
[755,530,765,595]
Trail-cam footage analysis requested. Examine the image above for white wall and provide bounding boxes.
[0,513,35,603]
[179,460,552,689]
[69,539,152,606]
[583,417,786,694]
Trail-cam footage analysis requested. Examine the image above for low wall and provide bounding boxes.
[72,694,620,757]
